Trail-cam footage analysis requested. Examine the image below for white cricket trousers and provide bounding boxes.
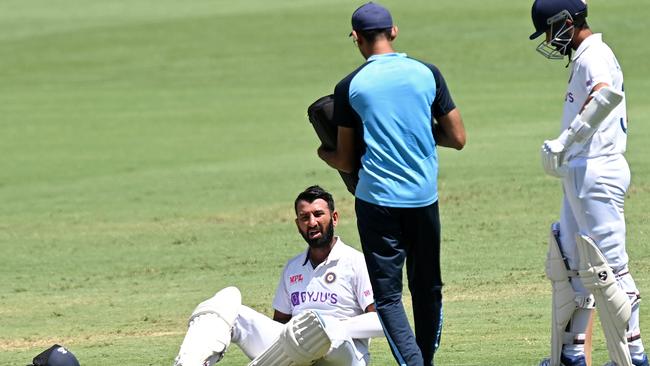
[559,153,644,356]
[231,305,370,366]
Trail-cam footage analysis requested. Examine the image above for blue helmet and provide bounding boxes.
[29,344,80,366]
[529,0,587,40]
[529,0,588,59]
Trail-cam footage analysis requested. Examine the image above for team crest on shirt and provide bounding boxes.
[325,272,336,284]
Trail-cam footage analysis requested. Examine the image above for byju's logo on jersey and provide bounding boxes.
[565,92,575,103]
[291,291,338,306]
[290,274,304,284]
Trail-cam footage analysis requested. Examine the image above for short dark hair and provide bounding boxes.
[357,27,392,43]
[575,18,589,31]
[294,185,335,214]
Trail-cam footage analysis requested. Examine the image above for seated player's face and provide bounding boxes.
[295,198,337,248]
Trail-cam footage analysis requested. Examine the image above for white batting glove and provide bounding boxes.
[540,139,568,178]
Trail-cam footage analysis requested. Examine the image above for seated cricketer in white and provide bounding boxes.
[173,186,385,366]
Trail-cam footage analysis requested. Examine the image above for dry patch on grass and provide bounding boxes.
[0,329,184,352]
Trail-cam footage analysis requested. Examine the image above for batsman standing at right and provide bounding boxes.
[529,1,647,365]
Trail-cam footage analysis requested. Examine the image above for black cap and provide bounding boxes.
[529,0,587,40]
[29,345,80,366]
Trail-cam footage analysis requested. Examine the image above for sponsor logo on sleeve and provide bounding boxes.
[290,274,304,284]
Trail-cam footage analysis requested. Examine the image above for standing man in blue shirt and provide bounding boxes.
[318,3,466,365]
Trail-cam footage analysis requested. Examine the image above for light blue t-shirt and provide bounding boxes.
[333,53,456,207]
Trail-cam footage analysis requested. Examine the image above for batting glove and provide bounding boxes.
[541,139,568,178]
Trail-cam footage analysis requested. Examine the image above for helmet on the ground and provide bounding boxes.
[29,344,80,366]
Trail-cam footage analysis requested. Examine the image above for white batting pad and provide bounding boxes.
[174,286,242,366]
[248,310,331,366]
[575,234,632,366]
[545,223,578,366]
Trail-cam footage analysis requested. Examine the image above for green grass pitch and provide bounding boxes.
[1,0,649,365]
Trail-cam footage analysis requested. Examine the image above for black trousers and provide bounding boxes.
[355,199,443,366]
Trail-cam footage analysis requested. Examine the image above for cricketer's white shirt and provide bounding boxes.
[273,237,374,319]
[563,33,627,160]
[272,238,375,361]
